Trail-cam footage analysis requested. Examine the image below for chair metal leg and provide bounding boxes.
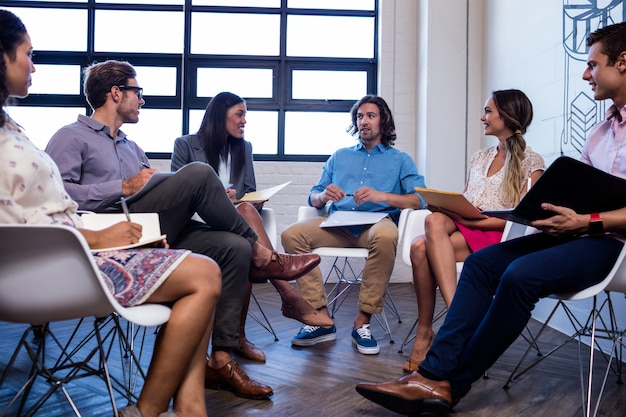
[322,256,398,341]
[248,291,279,341]
[503,292,624,417]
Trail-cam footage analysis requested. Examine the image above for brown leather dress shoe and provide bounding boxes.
[233,338,266,363]
[355,371,451,416]
[204,361,273,400]
[249,251,320,283]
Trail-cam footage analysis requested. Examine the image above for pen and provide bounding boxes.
[346,194,354,197]
[141,161,150,169]
[120,197,131,222]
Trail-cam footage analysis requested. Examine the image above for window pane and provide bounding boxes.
[285,112,355,155]
[123,109,183,153]
[287,15,374,58]
[95,10,183,53]
[30,65,81,95]
[197,68,273,98]
[193,0,279,6]
[288,0,374,11]
[134,67,178,96]
[189,110,278,154]
[7,7,86,51]
[6,107,85,150]
[191,13,279,55]
[292,70,366,100]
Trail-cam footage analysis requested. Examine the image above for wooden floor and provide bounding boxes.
[1,282,625,417]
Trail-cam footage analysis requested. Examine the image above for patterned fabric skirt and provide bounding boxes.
[92,248,190,307]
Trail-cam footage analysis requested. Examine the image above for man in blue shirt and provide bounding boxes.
[281,95,426,355]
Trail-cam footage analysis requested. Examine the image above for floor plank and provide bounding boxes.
[1,283,624,417]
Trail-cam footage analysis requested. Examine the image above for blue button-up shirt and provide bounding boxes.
[310,142,426,229]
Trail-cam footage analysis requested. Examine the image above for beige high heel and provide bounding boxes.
[280,286,334,326]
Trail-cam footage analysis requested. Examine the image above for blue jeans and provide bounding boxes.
[418,233,624,399]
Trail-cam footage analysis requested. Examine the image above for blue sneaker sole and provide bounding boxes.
[352,337,380,354]
[291,332,337,347]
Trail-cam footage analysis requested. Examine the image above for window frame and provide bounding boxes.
[1,0,378,161]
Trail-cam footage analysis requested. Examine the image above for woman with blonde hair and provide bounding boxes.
[404,89,545,373]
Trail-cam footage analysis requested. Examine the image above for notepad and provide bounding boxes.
[319,211,389,228]
[80,212,166,251]
[414,187,486,220]
[481,156,626,225]
[233,181,292,204]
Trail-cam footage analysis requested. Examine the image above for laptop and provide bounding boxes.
[481,156,626,225]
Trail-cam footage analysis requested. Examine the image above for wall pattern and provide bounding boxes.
[561,0,626,156]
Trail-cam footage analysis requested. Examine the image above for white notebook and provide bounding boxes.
[80,212,166,251]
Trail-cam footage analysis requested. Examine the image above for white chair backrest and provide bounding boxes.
[604,244,626,295]
[260,207,277,248]
[0,224,170,327]
[297,205,328,222]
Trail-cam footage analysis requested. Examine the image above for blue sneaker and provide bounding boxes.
[291,325,337,347]
[352,324,379,355]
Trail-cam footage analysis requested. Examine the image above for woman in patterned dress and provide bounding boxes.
[404,89,546,373]
[0,9,220,417]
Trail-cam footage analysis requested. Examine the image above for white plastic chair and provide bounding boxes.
[503,241,626,417]
[397,209,539,354]
[247,207,279,341]
[295,206,412,343]
[0,224,171,417]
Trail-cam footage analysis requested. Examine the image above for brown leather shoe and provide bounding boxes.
[204,361,273,400]
[355,371,451,416]
[249,251,320,283]
[233,338,266,363]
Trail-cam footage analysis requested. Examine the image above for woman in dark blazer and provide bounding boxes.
[172,92,333,363]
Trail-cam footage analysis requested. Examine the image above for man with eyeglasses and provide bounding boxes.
[45,59,321,401]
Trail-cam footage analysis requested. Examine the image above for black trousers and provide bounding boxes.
[130,162,257,348]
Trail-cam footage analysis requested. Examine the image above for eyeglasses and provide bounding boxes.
[116,85,144,100]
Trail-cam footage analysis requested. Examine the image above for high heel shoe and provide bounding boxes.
[234,337,266,363]
[402,358,420,374]
[279,286,334,327]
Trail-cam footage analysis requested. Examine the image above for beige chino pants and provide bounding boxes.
[281,215,398,315]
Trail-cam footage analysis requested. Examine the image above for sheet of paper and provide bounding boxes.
[233,181,292,204]
[319,211,389,228]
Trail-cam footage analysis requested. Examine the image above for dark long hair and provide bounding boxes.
[347,95,397,146]
[197,92,246,178]
[0,10,28,127]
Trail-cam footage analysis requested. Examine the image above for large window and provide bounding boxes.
[2,0,378,161]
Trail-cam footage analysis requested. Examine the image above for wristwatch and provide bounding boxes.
[589,213,604,236]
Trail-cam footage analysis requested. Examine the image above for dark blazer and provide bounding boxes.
[171,134,257,200]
